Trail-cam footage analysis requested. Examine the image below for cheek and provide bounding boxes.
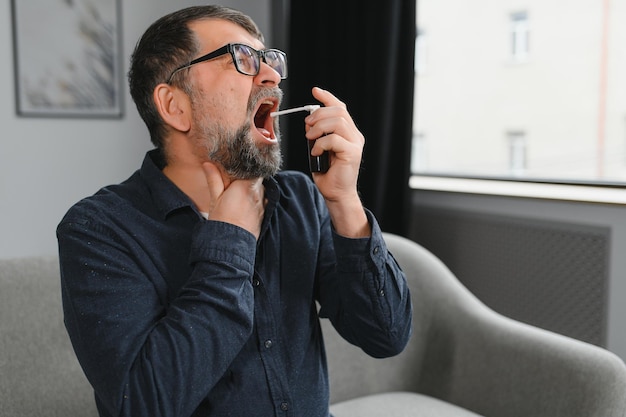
[194,78,253,124]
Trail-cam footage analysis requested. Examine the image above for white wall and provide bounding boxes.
[0,0,269,259]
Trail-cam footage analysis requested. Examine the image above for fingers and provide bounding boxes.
[201,162,265,239]
[202,162,225,198]
[305,116,362,145]
[220,178,265,239]
[305,88,363,146]
[308,133,358,158]
[304,89,364,163]
[311,86,346,110]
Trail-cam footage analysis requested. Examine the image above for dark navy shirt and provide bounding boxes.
[57,150,412,417]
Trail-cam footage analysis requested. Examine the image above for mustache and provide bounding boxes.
[247,86,283,113]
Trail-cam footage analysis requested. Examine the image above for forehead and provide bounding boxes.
[189,19,265,53]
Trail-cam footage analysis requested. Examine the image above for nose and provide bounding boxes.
[255,61,282,86]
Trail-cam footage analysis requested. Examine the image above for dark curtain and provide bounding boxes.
[283,0,416,236]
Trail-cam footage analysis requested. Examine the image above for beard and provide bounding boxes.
[191,87,283,180]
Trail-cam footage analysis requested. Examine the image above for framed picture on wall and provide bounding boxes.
[11,0,123,118]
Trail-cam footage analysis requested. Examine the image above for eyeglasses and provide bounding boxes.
[167,43,288,83]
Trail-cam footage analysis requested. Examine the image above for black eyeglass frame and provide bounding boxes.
[166,43,287,83]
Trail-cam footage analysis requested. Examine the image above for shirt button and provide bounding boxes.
[264,339,273,349]
[280,402,289,411]
[373,246,380,255]
[253,279,261,287]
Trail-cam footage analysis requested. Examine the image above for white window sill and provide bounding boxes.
[409,175,626,205]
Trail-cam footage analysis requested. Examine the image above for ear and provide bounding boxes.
[153,83,191,133]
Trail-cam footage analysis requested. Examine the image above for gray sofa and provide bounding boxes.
[0,256,97,417]
[1,233,625,416]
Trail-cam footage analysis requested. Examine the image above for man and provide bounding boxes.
[57,5,412,417]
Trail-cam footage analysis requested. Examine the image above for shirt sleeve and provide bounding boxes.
[57,214,257,417]
[316,206,413,359]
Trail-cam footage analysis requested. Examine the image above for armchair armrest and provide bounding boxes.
[386,231,626,417]
[323,233,626,417]
[428,304,626,417]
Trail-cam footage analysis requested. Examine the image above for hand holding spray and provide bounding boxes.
[270,105,330,173]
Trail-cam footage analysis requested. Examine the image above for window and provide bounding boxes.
[412,0,624,184]
[510,11,529,62]
[508,131,527,177]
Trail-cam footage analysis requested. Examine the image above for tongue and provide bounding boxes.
[258,127,272,138]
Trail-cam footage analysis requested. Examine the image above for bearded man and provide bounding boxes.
[57,5,412,417]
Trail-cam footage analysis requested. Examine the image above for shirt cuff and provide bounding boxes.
[189,220,257,272]
[332,209,387,273]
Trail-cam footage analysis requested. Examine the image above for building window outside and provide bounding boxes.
[510,11,529,62]
[508,131,527,177]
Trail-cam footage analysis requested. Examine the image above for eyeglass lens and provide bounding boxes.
[233,44,287,79]
[264,51,287,78]
[234,45,258,76]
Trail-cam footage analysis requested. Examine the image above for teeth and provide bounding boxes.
[256,100,274,115]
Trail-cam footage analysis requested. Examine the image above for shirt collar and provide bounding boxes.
[140,149,197,220]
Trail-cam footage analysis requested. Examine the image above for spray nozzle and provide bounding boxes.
[270,105,320,118]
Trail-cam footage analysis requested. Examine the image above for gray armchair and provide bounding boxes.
[326,233,626,417]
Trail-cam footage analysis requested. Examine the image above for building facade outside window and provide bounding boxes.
[412,0,625,184]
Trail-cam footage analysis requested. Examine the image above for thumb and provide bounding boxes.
[202,161,226,197]
[312,86,345,108]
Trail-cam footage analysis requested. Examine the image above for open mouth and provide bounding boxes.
[254,100,278,141]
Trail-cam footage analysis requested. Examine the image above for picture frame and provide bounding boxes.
[11,0,123,118]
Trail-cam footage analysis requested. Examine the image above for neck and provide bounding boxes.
[162,139,230,213]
